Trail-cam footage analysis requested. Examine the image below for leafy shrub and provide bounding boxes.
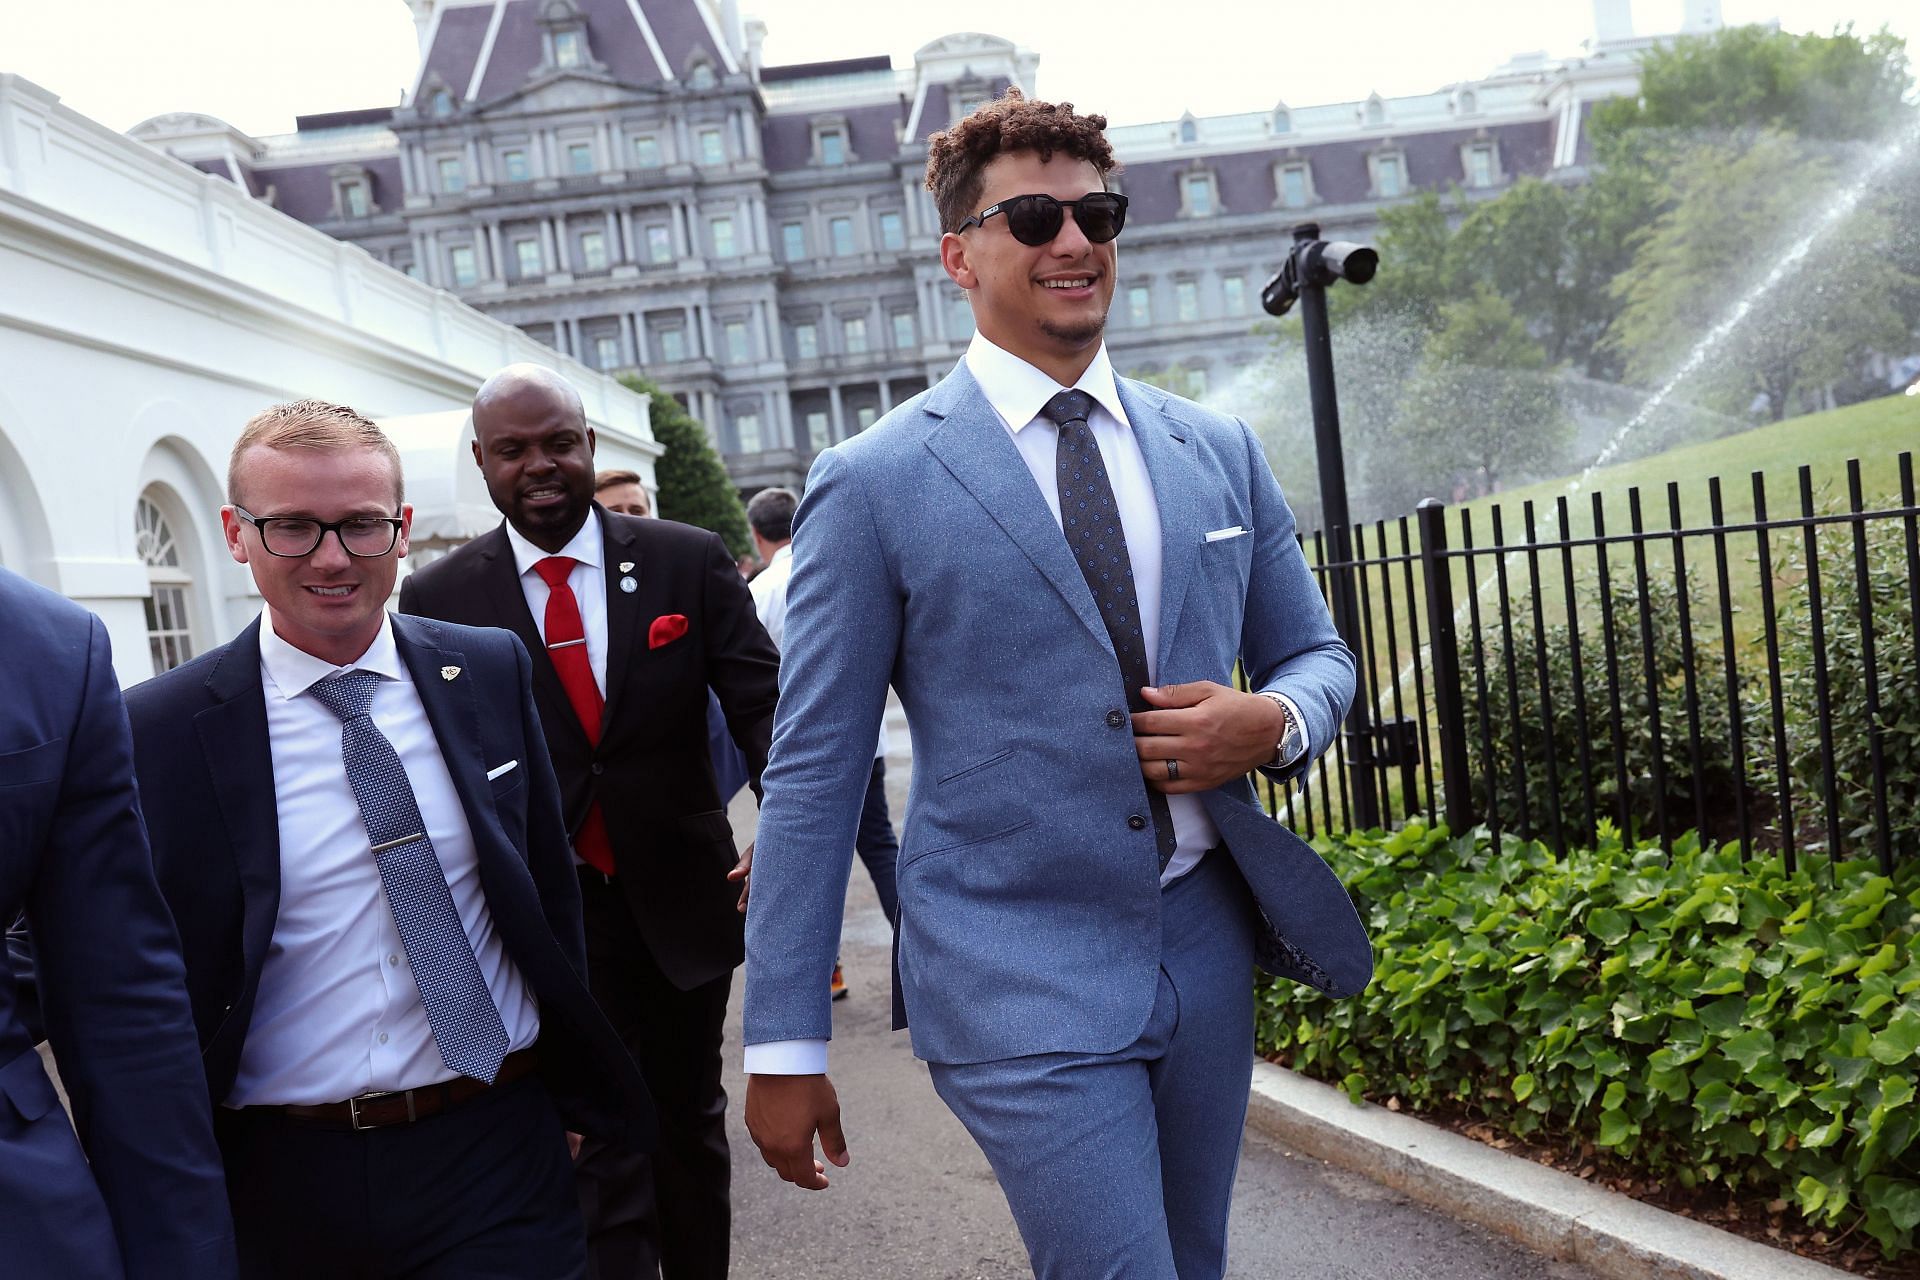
[1766,521,1920,861]
[1460,574,1745,845]
[1259,821,1920,1258]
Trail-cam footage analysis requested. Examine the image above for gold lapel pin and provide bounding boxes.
[618,561,635,573]
[440,665,461,681]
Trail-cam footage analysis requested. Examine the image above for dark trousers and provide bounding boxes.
[215,1073,584,1280]
[575,872,732,1280]
[855,756,900,928]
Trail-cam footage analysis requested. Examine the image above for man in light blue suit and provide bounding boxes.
[741,89,1371,1279]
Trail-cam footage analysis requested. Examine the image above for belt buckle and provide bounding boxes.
[347,1088,416,1131]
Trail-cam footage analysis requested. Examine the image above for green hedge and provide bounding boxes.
[1258,821,1920,1258]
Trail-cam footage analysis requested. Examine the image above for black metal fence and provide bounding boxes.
[1251,451,1920,877]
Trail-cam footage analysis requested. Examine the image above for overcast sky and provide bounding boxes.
[4,0,1911,137]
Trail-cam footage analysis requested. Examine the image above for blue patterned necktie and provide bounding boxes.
[1042,389,1177,870]
[308,670,510,1083]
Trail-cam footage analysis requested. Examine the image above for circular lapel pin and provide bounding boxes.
[620,575,638,593]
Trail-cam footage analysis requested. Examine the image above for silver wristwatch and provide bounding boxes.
[1257,691,1304,766]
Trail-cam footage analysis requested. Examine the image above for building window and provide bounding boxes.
[502,149,529,182]
[1466,143,1497,188]
[689,62,718,90]
[782,222,806,261]
[724,320,750,363]
[646,224,673,264]
[805,410,829,448]
[1128,285,1151,326]
[430,89,454,117]
[579,230,607,271]
[515,238,542,278]
[830,216,854,256]
[819,129,846,166]
[554,28,584,67]
[135,495,194,673]
[891,311,915,349]
[1373,153,1405,198]
[1458,89,1478,115]
[842,315,867,354]
[856,406,877,430]
[1222,275,1247,315]
[794,322,818,359]
[1279,162,1312,209]
[448,244,478,287]
[734,411,762,453]
[878,211,904,251]
[567,142,593,174]
[699,128,725,165]
[632,134,662,168]
[658,325,686,362]
[1183,174,1214,217]
[1365,96,1386,127]
[1179,117,1198,145]
[338,179,370,218]
[1273,107,1291,134]
[1175,279,1199,323]
[437,156,465,193]
[593,334,620,370]
[711,216,737,258]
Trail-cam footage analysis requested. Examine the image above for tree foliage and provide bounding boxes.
[616,373,751,556]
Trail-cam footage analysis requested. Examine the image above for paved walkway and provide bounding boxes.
[721,712,1597,1279]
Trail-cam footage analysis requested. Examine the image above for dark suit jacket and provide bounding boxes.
[0,568,236,1279]
[399,507,781,991]
[122,612,656,1151]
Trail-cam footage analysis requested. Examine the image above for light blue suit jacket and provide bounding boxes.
[743,362,1371,1065]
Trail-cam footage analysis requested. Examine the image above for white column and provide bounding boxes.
[410,234,432,284]
[827,384,844,441]
[684,306,701,359]
[903,180,920,235]
[675,203,693,257]
[567,317,584,357]
[879,378,893,412]
[421,230,442,286]
[486,222,504,280]
[604,209,620,260]
[619,313,637,367]
[552,217,573,272]
[619,208,636,261]
[600,120,616,167]
[466,138,483,183]
[539,219,557,274]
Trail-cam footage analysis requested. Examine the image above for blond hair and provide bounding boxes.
[227,399,403,506]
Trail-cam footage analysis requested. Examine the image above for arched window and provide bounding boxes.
[1364,96,1385,127]
[1179,116,1198,144]
[689,62,717,90]
[135,494,195,672]
[431,89,454,118]
[1272,107,1291,135]
[1458,89,1478,114]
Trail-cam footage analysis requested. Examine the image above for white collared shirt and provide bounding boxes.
[229,609,540,1106]
[505,510,609,697]
[751,543,887,761]
[966,329,1223,884]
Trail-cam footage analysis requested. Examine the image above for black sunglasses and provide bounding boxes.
[958,192,1129,246]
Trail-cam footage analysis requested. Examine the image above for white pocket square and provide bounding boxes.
[1204,526,1250,543]
[486,760,519,781]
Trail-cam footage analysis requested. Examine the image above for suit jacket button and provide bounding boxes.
[1127,814,1147,831]
[1105,709,1126,729]
[591,762,605,776]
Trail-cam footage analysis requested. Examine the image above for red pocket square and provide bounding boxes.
[648,614,689,649]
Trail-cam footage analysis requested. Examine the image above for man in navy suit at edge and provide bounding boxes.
[0,567,237,1279]
[123,399,655,1279]
[740,91,1372,1279]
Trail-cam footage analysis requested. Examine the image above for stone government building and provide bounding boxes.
[132,0,1716,493]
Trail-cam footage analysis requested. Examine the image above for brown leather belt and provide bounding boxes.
[262,1046,539,1132]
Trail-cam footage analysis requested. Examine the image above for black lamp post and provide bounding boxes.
[1262,221,1382,828]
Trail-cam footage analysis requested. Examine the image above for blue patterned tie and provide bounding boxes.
[1042,389,1177,870]
[308,670,510,1083]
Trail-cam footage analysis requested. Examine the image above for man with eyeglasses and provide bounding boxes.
[740,91,1369,1277]
[121,399,655,1278]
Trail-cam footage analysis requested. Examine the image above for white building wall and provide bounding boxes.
[0,74,661,684]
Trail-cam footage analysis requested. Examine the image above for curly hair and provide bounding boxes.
[924,88,1116,234]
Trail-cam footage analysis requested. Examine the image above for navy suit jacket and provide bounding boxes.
[744,363,1372,1065]
[123,611,656,1151]
[0,568,236,1279]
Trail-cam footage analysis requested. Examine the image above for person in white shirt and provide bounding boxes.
[738,91,1368,1279]
[745,487,898,1003]
[124,399,654,1279]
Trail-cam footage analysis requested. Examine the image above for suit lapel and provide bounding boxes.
[194,621,282,994]
[598,507,641,731]
[922,364,1111,655]
[474,525,585,749]
[391,618,498,857]
[1117,378,1207,676]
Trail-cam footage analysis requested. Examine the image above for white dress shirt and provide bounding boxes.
[745,332,1300,1077]
[751,543,887,761]
[229,608,539,1106]
[506,510,609,698]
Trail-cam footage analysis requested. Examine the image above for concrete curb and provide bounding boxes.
[1244,1062,1853,1280]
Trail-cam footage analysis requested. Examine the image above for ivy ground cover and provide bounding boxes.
[1257,821,1920,1260]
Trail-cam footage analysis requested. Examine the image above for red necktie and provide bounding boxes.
[534,556,615,875]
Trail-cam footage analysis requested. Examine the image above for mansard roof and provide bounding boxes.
[762,99,907,172]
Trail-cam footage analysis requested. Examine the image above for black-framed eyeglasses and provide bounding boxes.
[232,506,403,558]
[957,192,1129,246]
